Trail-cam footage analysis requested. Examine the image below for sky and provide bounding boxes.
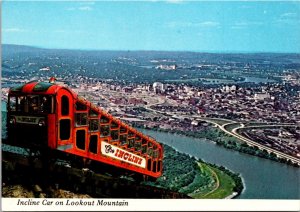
[2,0,300,53]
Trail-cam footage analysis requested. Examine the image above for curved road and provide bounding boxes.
[142,98,300,165]
[198,119,300,165]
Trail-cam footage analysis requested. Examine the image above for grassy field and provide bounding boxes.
[190,162,236,199]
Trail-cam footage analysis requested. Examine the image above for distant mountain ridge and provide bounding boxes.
[2,44,45,52]
[3,44,300,55]
[2,44,300,69]
[2,43,300,86]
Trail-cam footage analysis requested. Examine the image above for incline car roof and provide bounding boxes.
[9,81,77,97]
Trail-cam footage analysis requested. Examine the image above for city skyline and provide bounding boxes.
[2,1,300,53]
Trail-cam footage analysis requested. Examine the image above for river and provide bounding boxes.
[242,76,276,84]
[1,101,299,199]
[164,76,277,85]
[140,129,300,199]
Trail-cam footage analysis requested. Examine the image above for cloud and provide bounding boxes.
[3,28,86,35]
[66,2,93,12]
[240,5,252,9]
[198,21,220,27]
[3,28,26,32]
[79,1,95,5]
[53,29,85,34]
[53,30,67,33]
[166,0,184,4]
[166,21,220,28]
[66,7,76,11]
[280,12,297,18]
[231,21,264,29]
[275,12,299,25]
[79,6,92,11]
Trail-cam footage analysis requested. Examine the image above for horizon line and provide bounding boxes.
[3,43,300,54]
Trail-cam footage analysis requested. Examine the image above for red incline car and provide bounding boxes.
[7,80,163,179]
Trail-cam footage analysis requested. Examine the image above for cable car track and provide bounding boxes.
[2,143,190,199]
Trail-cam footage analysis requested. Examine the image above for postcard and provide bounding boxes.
[1,1,299,211]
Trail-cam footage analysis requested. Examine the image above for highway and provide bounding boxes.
[97,91,300,166]
[143,101,300,165]
[195,118,300,165]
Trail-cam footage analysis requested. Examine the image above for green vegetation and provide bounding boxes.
[214,131,300,167]
[143,144,243,199]
[135,123,222,140]
[190,163,237,199]
[145,145,213,193]
[208,164,244,195]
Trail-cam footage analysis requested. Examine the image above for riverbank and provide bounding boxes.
[134,124,299,168]
[214,131,299,168]
[143,144,243,199]
[189,162,238,199]
[140,128,300,199]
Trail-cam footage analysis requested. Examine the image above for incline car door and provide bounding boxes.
[56,89,74,151]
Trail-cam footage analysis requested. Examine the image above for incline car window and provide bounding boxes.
[147,159,151,171]
[89,109,98,117]
[100,125,110,137]
[8,96,17,111]
[152,161,157,173]
[60,119,71,140]
[89,135,98,154]
[100,115,109,124]
[158,161,162,172]
[76,101,87,111]
[111,130,119,141]
[9,95,53,114]
[89,119,99,131]
[120,126,127,134]
[61,95,69,116]
[76,130,86,150]
[128,138,134,148]
[111,121,119,129]
[120,134,127,145]
[128,131,135,137]
[135,142,141,151]
[75,113,88,126]
[142,145,147,154]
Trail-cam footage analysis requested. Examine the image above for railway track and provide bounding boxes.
[2,147,190,199]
